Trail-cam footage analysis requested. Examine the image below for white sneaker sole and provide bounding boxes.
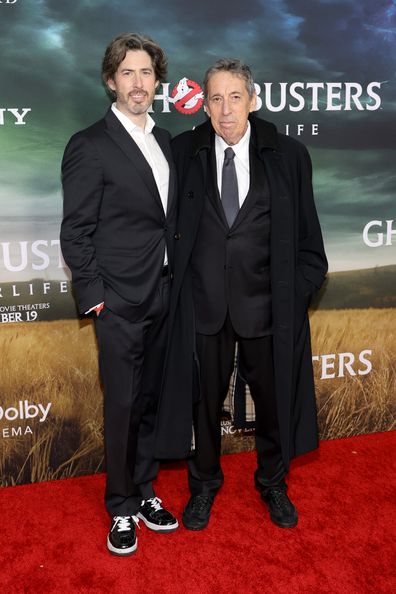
[107,535,138,556]
[136,513,179,532]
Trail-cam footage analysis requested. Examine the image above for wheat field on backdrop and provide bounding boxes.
[0,309,394,485]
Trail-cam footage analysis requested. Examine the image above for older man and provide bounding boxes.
[156,59,327,531]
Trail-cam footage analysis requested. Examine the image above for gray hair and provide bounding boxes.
[203,58,255,99]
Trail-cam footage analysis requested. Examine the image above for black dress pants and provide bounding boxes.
[94,276,170,517]
[189,313,286,497]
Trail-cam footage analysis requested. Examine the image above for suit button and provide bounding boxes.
[187,191,194,199]
[174,233,181,240]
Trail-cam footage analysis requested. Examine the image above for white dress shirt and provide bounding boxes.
[215,122,251,207]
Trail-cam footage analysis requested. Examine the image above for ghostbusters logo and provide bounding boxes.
[169,77,204,114]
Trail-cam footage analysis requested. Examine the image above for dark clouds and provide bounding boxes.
[288,0,396,79]
[0,0,395,271]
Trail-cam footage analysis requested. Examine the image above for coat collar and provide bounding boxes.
[191,114,280,156]
[103,108,175,216]
[103,108,159,205]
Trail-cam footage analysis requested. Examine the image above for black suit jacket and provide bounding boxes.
[190,140,272,337]
[60,109,177,322]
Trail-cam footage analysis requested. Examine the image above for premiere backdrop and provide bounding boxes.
[0,0,395,485]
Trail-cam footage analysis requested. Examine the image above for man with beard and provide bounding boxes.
[60,33,178,556]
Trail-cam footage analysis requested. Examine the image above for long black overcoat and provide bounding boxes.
[155,115,327,471]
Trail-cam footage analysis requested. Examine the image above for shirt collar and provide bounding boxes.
[111,103,155,134]
[215,121,251,159]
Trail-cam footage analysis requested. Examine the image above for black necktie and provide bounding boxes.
[221,147,239,227]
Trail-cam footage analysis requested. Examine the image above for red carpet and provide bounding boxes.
[1,432,395,594]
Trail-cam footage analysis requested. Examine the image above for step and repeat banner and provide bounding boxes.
[1,0,395,485]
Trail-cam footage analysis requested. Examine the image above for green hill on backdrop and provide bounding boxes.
[313,264,396,309]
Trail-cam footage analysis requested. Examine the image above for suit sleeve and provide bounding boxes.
[60,133,105,314]
[297,144,328,291]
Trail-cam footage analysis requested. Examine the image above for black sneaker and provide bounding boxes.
[107,515,139,556]
[261,487,298,528]
[182,495,214,531]
[137,497,179,532]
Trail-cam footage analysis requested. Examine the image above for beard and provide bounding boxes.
[114,88,155,122]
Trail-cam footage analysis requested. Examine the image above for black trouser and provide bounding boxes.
[94,276,170,517]
[189,313,286,498]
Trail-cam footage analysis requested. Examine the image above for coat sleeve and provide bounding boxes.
[60,133,105,314]
[296,144,328,291]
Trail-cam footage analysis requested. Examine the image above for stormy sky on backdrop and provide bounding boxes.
[0,0,395,279]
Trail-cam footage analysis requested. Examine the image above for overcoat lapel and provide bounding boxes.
[170,150,207,305]
[104,110,164,213]
[263,147,295,459]
[264,149,294,252]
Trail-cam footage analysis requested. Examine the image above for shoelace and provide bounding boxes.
[191,495,212,513]
[145,497,163,512]
[269,489,291,512]
[111,515,139,532]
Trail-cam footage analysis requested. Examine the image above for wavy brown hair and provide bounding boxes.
[102,33,167,93]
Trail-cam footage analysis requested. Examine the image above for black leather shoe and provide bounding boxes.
[182,495,214,531]
[137,497,179,532]
[261,487,298,528]
[107,516,138,556]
